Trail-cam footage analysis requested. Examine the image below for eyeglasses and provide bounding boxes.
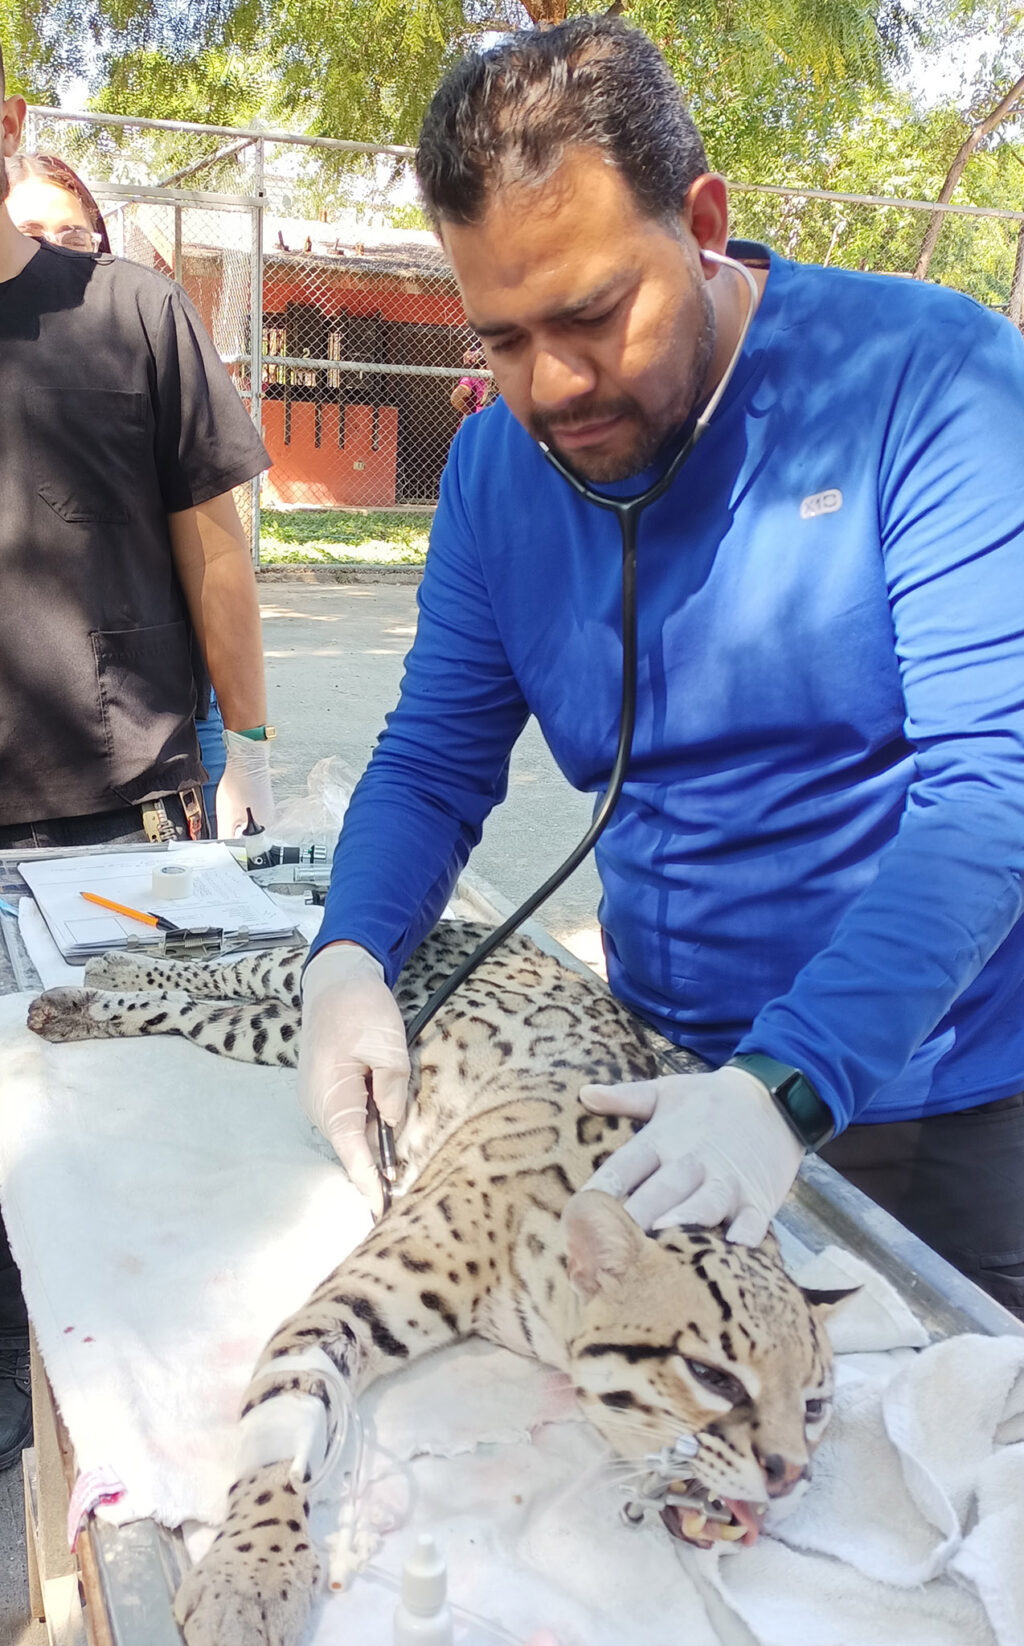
[16,223,102,254]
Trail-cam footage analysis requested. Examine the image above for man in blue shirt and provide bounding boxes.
[298,18,1024,1320]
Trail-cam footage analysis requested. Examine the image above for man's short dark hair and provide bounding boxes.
[416,16,708,232]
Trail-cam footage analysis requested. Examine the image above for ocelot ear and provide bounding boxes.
[801,1284,861,1314]
[563,1190,649,1298]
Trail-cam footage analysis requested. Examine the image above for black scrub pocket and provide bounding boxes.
[31,387,147,524]
[92,621,199,801]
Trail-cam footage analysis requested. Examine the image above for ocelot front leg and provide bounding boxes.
[174,1202,472,1646]
[26,988,301,1067]
[83,945,307,1007]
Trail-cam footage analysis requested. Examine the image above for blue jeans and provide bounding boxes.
[196,690,226,820]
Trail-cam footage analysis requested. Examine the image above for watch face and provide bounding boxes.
[777,1073,834,1148]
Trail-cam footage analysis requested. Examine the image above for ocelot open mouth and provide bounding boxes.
[658,1479,768,1549]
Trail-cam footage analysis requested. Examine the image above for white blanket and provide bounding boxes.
[1,993,1022,1646]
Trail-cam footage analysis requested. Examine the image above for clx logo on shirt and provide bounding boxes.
[800,488,843,520]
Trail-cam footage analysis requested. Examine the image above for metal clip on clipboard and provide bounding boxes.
[117,925,299,960]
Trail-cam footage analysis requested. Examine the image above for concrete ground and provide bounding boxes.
[259,576,604,962]
[0,574,605,1644]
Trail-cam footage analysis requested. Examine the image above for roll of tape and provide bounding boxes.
[152,864,194,900]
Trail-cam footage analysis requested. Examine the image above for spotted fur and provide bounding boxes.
[28,924,846,1646]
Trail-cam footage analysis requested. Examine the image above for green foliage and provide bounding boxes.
[6,0,1021,313]
[260,508,432,564]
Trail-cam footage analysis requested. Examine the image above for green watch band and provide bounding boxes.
[726,1052,835,1151]
[235,725,277,742]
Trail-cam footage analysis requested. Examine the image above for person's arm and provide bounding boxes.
[450,380,472,415]
[168,490,267,732]
[299,429,530,1204]
[168,489,274,836]
[148,281,273,833]
[737,305,1024,1130]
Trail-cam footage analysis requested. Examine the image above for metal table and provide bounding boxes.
[3,846,1021,1646]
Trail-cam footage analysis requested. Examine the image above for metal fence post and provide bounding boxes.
[249,137,265,567]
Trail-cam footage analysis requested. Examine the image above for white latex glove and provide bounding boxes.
[214,729,276,838]
[298,943,411,1214]
[579,1066,805,1244]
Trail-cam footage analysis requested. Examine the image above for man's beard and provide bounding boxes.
[529,290,718,484]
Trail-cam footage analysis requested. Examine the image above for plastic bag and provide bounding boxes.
[266,756,352,856]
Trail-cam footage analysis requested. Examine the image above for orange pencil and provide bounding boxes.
[79,892,178,932]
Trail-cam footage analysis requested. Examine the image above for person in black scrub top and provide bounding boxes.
[0,52,276,1472]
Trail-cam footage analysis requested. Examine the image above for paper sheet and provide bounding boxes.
[18,842,299,962]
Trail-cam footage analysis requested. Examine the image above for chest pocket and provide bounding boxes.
[30,386,148,525]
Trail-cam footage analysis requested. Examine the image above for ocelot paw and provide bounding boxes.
[26,988,106,1043]
[84,951,155,991]
[173,1464,319,1646]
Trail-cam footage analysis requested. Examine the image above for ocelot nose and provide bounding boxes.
[756,1450,808,1497]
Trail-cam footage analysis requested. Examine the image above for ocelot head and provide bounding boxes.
[563,1191,854,1548]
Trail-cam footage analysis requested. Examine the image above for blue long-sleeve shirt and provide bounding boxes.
[313,247,1024,1132]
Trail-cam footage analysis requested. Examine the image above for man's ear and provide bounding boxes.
[563,1190,648,1298]
[2,95,26,159]
[683,172,729,267]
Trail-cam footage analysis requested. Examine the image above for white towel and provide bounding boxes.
[0,992,372,1527]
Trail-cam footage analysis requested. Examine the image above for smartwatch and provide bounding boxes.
[726,1053,835,1151]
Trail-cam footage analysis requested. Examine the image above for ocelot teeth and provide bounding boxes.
[717,1521,746,1541]
[681,1510,708,1539]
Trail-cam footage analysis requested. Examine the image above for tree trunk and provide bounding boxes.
[1009,216,1024,332]
[915,70,1024,280]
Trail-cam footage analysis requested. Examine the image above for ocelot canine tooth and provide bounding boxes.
[681,1510,708,1539]
[718,1522,746,1540]
[668,1478,694,1495]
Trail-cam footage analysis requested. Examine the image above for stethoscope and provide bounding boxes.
[375,249,761,1202]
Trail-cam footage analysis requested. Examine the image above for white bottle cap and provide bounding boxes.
[401,1534,448,1615]
[394,1534,454,1646]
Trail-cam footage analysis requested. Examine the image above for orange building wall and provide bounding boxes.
[261,400,399,508]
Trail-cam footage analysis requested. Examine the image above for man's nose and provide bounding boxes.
[755,1450,808,1498]
[530,346,597,410]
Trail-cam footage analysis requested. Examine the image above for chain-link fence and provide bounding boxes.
[22,106,1024,566]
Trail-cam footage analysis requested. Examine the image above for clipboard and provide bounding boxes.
[18,843,303,964]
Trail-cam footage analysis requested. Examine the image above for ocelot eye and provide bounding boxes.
[804,1396,830,1421]
[683,1359,749,1406]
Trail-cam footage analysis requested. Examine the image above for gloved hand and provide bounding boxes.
[298,943,411,1214]
[214,729,276,838]
[579,1066,805,1244]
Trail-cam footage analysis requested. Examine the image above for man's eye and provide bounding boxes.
[574,306,616,329]
[488,336,520,355]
